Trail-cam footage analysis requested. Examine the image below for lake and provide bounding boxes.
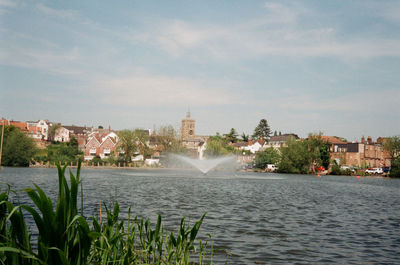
[1,167,399,264]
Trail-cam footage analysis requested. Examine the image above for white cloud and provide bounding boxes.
[91,73,242,107]
[0,44,82,75]
[125,2,400,61]
[36,3,80,20]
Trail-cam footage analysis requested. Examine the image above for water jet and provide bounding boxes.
[171,154,235,174]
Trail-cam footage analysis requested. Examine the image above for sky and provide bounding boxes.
[1,0,399,141]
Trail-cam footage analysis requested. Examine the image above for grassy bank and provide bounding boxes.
[0,162,217,265]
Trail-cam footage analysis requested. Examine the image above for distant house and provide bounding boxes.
[64,125,92,150]
[84,132,119,160]
[26,119,50,141]
[54,127,70,142]
[98,136,117,159]
[267,134,299,150]
[37,120,50,140]
[27,126,42,140]
[243,140,265,154]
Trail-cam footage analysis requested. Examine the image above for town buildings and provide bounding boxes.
[0,116,394,169]
[329,136,391,168]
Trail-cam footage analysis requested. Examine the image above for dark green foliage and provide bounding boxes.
[252,119,271,140]
[1,125,37,167]
[255,147,280,169]
[241,133,249,142]
[90,156,103,165]
[277,135,331,174]
[320,144,331,170]
[390,158,400,178]
[383,136,400,178]
[46,137,82,164]
[330,161,341,175]
[223,128,238,143]
[305,134,330,172]
[277,138,310,174]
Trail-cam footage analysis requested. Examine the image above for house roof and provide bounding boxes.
[232,141,248,148]
[64,125,91,135]
[270,134,299,142]
[319,136,346,144]
[27,126,42,134]
[9,121,28,131]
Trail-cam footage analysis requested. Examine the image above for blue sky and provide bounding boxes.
[1,0,399,141]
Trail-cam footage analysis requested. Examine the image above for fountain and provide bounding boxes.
[171,154,236,174]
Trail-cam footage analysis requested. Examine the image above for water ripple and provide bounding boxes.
[1,168,399,264]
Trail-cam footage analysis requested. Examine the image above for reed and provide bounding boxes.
[0,161,216,265]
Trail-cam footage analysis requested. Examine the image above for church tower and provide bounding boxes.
[180,111,195,139]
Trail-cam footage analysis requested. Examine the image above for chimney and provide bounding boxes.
[367,136,372,144]
[361,136,365,144]
[108,125,111,132]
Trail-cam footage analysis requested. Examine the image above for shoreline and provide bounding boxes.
[23,165,392,178]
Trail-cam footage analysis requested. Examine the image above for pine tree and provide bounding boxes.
[252,119,271,140]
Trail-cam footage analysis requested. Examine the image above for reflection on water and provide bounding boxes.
[1,167,400,264]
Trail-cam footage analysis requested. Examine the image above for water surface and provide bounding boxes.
[1,167,399,264]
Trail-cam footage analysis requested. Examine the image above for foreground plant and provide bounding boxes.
[0,161,214,265]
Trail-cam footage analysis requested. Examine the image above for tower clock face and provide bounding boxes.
[189,130,193,135]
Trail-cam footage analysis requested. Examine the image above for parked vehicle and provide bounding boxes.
[341,166,355,173]
[266,164,277,172]
[365,168,383,174]
[382,166,391,173]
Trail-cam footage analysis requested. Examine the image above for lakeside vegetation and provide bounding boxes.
[0,162,216,265]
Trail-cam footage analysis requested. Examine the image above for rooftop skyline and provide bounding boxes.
[1,0,399,141]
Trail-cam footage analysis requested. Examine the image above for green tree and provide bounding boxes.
[1,125,37,167]
[277,137,310,174]
[134,129,151,158]
[255,147,280,169]
[383,136,400,161]
[252,119,271,140]
[383,136,400,177]
[319,144,331,169]
[241,132,249,142]
[223,128,239,143]
[156,125,184,153]
[117,130,137,162]
[204,138,230,157]
[306,134,331,172]
[389,159,400,178]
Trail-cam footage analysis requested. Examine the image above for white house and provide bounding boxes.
[37,120,50,140]
[54,127,70,142]
[243,141,263,154]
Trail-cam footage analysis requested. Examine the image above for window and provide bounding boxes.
[90,148,96,155]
